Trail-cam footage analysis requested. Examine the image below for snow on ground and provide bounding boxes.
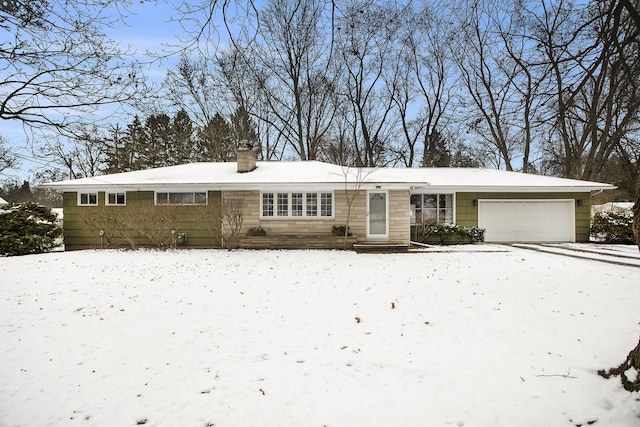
[1,246,639,427]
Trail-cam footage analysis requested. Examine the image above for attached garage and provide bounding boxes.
[478,199,575,243]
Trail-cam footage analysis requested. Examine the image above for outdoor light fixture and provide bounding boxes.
[473,199,478,206]
[576,199,583,206]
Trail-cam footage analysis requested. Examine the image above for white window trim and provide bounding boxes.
[260,191,335,219]
[78,192,98,206]
[410,192,456,224]
[105,192,126,206]
[155,191,208,205]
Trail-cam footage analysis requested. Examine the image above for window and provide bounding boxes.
[291,193,303,216]
[411,193,453,224]
[106,192,126,206]
[79,192,98,206]
[262,193,274,217]
[277,193,288,216]
[261,192,334,218]
[306,193,317,216]
[320,192,332,217]
[156,192,207,205]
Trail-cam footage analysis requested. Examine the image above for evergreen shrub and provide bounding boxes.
[246,226,266,236]
[417,223,485,244]
[590,211,635,243]
[0,202,62,256]
[331,225,352,236]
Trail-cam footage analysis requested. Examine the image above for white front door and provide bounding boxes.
[367,191,388,238]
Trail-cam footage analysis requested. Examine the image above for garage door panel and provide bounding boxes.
[478,200,575,242]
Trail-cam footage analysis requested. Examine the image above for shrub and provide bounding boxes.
[246,226,266,236]
[0,202,62,256]
[331,225,352,236]
[591,210,635,243]
[417,222,485,244]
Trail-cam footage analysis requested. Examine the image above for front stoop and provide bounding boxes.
[353,243,410,253]
[239,234,358,250]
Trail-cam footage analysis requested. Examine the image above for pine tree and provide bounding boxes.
[171,109,194,164]
[143,113,172,168]
[118,116,145,172]
[197,113,234,162]
[422,130,451,167]
[230,106,260,157]
[0,202,62,256]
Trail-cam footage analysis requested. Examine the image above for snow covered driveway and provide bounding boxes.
[1,246,639,426]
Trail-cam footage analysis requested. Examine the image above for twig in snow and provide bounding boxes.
[535,369,577,379]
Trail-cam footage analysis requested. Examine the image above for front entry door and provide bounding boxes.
[367,191,388,238]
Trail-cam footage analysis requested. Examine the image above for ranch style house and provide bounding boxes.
[41,148,615,250]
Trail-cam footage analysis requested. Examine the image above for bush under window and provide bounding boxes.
[246,226,266,236]
[332,225,352,236]
[416,223,485,244]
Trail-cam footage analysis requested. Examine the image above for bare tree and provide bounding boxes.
[220,198,244,249]
[0,0,147,130]
[242,0,338,160]
[217,47,278,160]
[0,135,18,173]
[393,1,458,167]
[533,0,640,181]
[164,55,229,128]
[40,126,106,179]
[335,0,404,167]
[453,0,524,171]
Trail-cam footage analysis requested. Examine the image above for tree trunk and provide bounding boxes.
[633,172,640,252]
[598,336,640,392]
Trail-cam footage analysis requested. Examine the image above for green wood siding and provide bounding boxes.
[62,191,222,250]
[455,192,592,242]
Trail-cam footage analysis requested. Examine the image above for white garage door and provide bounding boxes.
[478,200,575,242]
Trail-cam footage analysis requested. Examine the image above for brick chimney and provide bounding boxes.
[236,146,257,173]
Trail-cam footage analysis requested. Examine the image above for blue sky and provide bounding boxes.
[2,0,223,181]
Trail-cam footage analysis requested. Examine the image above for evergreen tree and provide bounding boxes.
[0,202,62,256]
[422,130,451,167]
[119,116,145,172]
[102,124,126,174]
[172,109,194,164]
[197,113,234,162]
[230,106,260,157]
[143,113,172,168]
[0,179,32,202]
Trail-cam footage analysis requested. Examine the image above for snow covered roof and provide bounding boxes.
[0,196,8,205]
[39,160,615,193]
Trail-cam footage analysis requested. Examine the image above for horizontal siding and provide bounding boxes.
[388,190,410,244]
[224,189,409,245]
[226,189,369,242]
[63,188,413,250]
[63,191,222,249]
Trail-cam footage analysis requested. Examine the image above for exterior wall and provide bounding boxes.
[455,192,592,242]
[388,190,411,244]
[226,189,366,242]
[225,188,410,247]
[62,191,222,250]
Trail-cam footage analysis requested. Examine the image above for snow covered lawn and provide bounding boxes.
[1,246,639,426]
